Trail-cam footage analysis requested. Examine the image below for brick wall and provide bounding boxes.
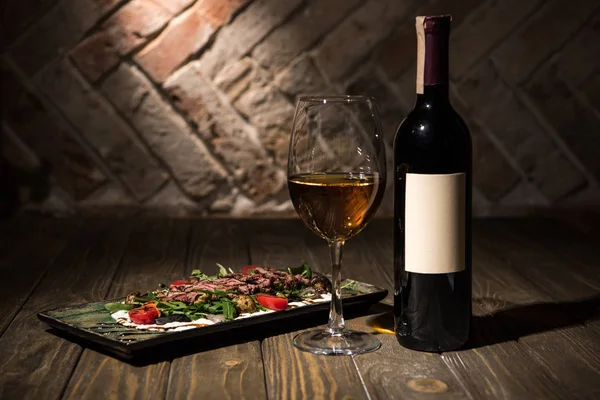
[2,0,600,217]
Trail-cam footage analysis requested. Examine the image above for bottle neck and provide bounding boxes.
[415,16,450,102]
[416,84,449,106]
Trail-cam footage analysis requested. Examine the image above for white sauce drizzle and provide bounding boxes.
[111,293,332,332]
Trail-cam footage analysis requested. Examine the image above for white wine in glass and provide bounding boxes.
[287,95,386,355]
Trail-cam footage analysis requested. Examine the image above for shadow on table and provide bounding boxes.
[465,294,600,350]
[46,295,600,363]
[363,295,600,352]
[45,303,380,366]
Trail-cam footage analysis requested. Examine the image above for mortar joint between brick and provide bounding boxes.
[64,58,175,202]
[376,65,413,111]
[171,0,268,78]
[3,118,79,210]
[1,133,73,211]
[151,0,199,19]
[495,59,599,190]
[209,75,268,153]
[61,56,185,204]
[128,59,258,202]
[520,3,600,87]
[520,77,600,191]
[267,0,369,75]
[90,60,215,204]
[1,119,42,167]
[138,178,172,206]
[451,84,550,205]
[79,0,134,45]
[178,73,283,204]
[2,54,141,203]
[238,0,309,60]
[306,52,337,93]
[453,0,546,84]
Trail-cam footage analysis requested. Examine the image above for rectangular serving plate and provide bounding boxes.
[38,280,387,359]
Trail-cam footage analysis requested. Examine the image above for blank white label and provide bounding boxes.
[405,173,466,274]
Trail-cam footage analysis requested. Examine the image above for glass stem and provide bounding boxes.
[327,239,345,334]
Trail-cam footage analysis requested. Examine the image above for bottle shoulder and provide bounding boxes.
[398,101,467,128]
[394,102,472,172]
[395,103,470,143]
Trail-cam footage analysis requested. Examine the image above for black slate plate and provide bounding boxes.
[38,280,387,360]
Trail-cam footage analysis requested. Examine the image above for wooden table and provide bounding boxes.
[1,217,599,399]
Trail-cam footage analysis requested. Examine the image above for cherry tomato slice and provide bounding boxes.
[242,265,259,275]
[170,279,190,288]
[128,302,160,324]
[255,294,288,311]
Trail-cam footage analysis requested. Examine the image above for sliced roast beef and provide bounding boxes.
[157,267,325,304]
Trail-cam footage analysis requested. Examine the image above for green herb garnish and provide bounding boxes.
[104,303,134,313]
[287,263,312,279]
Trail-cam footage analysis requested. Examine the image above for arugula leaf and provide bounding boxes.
[191,265,228,281]
[221,300,237,320]
[136,292,159,301]
[105,303,134,313]
[287,263,312,279]
[216,263,228,278]
[156,301,188,312]
[185,311,208,320]
[191,269,210,279]
[134,296,155,303]
[341,280,357,290]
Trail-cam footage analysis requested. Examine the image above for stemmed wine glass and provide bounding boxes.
[287,95,387,355]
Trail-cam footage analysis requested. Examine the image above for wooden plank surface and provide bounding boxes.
[354,221,472,399]
[166,219,267,400]
[247,219,371,400]
[465,219,600,398]
[354,219,599,400]
[0,217,79,335]
[0,219,131,400]
[1,217,599,400]
[443,236,569,400]
[250,219,472,399]
[63,219,189,400]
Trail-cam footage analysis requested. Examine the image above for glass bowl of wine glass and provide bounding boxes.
[287,95,387,355]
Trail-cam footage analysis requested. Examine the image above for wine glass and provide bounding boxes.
[287,95,387,355]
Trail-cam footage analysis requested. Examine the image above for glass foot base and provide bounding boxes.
[293,329,381,356]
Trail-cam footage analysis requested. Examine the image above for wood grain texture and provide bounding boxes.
[168,342,266,400]
[249,219,467,399]
[0,217,79,335]
[2,217,599,400]
[495,220,600,399]
[352,333,469,400]
[166,219,267,400]
[0,220,131,400]
[262,330,367,400]
[63,219,190,400]
[444,219,600,399]
[355,220,472,400]
[108,219,191,297]
[475,219,600,301]
[248,219,369,400]
[355,219,596,400]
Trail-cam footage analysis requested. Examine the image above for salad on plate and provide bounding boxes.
[105,263,333,332]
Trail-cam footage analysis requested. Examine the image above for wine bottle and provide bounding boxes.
[393,15,472,352]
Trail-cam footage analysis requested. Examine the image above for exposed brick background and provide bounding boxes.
[2,0,600,217]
